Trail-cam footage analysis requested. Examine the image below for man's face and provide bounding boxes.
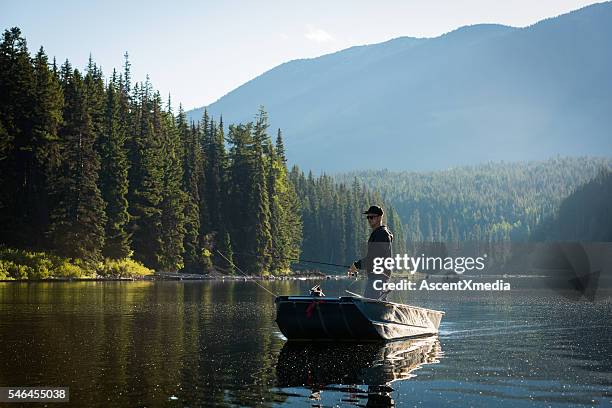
[366,214,381,228]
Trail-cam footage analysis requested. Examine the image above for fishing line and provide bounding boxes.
[230,250,351,269]
[220,250,367,297]
[216,250,278,298]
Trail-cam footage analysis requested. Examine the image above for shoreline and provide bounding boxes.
[0,273,350,283]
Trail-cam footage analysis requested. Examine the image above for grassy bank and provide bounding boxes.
[0,248,153,280]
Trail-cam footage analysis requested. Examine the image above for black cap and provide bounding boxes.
[362,205,383,216]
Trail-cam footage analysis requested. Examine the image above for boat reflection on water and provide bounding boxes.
[275,336,442,407]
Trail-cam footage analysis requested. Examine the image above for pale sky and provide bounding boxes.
[1,0,604,110]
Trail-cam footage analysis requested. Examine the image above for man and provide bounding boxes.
[348,205,394,299]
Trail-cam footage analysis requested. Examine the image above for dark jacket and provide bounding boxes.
[353,225,394,274]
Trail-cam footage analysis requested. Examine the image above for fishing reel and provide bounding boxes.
[309,285,325,297]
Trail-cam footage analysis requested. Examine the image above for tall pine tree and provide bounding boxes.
[251,108,273,274]
[178,106,202,272]
[157,94,186,270]
[128,78,164,268]
[99,70,131,259]
[48,63,106,261]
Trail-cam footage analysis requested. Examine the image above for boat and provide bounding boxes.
[274,292,444,341]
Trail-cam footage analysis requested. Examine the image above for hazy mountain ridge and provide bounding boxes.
[188,2,612,171]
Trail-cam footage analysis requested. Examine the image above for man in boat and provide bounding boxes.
[348,205,394,299]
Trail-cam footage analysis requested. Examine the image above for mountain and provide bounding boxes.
[187,2,612,172]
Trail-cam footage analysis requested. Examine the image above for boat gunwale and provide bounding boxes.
[275,295,445,315]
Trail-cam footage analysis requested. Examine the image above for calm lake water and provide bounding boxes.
[0,279,610,407]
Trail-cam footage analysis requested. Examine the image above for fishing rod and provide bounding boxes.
[217,250,363,299]
[216,250,278,298]
[228,250,352,269]
[216,249,366,297]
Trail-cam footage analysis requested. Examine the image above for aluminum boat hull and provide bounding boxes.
[275,295,444,341]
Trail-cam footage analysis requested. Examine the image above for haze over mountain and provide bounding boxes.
[187,2,612,172]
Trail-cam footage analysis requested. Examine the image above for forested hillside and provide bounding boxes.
[0,27,403,277]
[289,169,405,272]
[534,169,612,241]
[337,158,612,243]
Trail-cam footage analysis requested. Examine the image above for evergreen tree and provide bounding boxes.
[204,117,233,268]
[99,70,131,259]
[157,93,186,271]
[267,141,283,273]
[129,78,164,268]
[267,134,302,274]
[267,126,302,274]
[197,110,210,251]
[84,55,105,143]
[202,114,227,235]
[386,206,406,255]
[275,128,286,164]
[226,123,254,270]
[48,63,106,261]
[0,28,36,247]
[28,47,64,248]
[178,107,202,272]
[251,108,273,274]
